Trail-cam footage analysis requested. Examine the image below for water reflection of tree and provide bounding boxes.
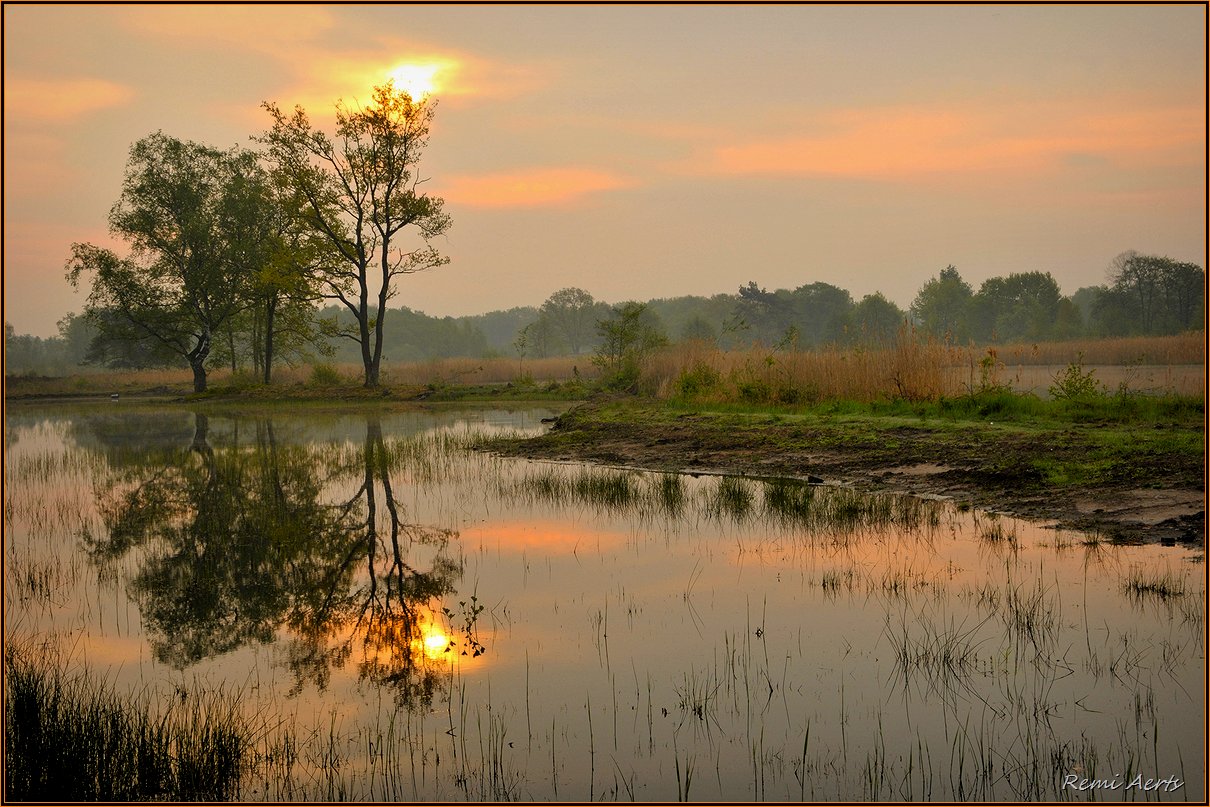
[89,413,476,709]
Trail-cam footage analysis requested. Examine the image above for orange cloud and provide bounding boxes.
[439,167,633,208]
[4,78,135,122]
[697,101,1204,182]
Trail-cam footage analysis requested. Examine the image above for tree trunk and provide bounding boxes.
[358,295,375,388]
[227,322,237,374]
[366,253,389,388]
[190,413,212,457]
[188,329,211,393]
[263,297,276,385]
[191,361,208,393]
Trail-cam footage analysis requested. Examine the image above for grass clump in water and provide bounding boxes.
[1123,569,1187,601]
[4,648,250,801]
[707,475,754,522]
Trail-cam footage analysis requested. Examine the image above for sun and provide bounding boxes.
[388,63,440,99]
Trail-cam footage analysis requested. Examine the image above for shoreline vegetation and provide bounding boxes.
[5,333,1205,546]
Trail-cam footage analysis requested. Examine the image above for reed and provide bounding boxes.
[984,332,1204,367]
[648,330,1205,406]
[4,648,251,801]
[1123,568,1187,601]
[651,326,953,404]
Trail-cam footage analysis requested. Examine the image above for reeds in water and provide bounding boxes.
[4,648,251,801]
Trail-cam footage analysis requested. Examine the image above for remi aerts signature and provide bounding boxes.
[1062,773,1184,793]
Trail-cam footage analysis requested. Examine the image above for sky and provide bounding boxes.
[3,4,1206,338]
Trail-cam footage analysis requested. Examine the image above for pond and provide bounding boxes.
[3,403,1204,801]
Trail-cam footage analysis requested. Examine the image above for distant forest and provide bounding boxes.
[5,254,1204,377]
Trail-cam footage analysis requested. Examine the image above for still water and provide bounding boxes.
[4,403,1204,801]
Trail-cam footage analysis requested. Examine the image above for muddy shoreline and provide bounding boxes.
[488,400,1206,548]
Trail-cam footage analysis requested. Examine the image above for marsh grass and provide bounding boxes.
[4,553,82,607]
[976,515,1019,552]
[506,466,945,539]
[650,331,1204,406]
[1000,577,1061,658]
[509,466,642,514]
[991,332,1204,367]
[706,475,755,522]
[651,327,951,404]
[4,648,251,801]
[1124,568,1187,601]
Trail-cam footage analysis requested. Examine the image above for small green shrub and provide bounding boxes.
[676,362,722,399]
[307,363,342,387]
[736,378,772,403]
[773,385,802,405]
[1049,354,1105,400]
[224,370,261,390]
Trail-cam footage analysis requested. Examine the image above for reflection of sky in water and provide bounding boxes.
[4,403,1204,802]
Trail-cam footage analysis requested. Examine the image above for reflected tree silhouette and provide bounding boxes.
[88,412,481,709]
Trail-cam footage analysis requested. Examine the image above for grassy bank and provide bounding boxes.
[484,388,1205,544]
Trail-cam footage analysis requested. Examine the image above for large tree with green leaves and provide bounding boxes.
[850,292,905,342]
[259,82,451,387]
[968,271,1062,342]
[66,133,272,392]
[539,287,599,355]
[910,265,973,341]
[1107,251,1204,335]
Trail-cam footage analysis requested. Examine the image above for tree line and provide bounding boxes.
[8,252,1203,379]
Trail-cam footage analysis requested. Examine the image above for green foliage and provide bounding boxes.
[220,370,263,391]
[850,293,906,342]
[1048,353,1105,400]
[307,362,344,387]
[966,347,1013,396]
[910,265,972,341]
[968,271,1063,342]
[675,361,722,399]
[733,280,853,347]
[592,302,668,391]
[539,287,600,355]
[65,134,269,391]
[679,315,718,344]
[1102,251,1205,336]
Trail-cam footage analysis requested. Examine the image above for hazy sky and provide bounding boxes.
[4,4,1206,337]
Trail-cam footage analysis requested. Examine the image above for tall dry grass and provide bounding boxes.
[5,331,1201,399]
[645,329,1206,404]
[958,332,1204,367]
[647,328,958,403]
